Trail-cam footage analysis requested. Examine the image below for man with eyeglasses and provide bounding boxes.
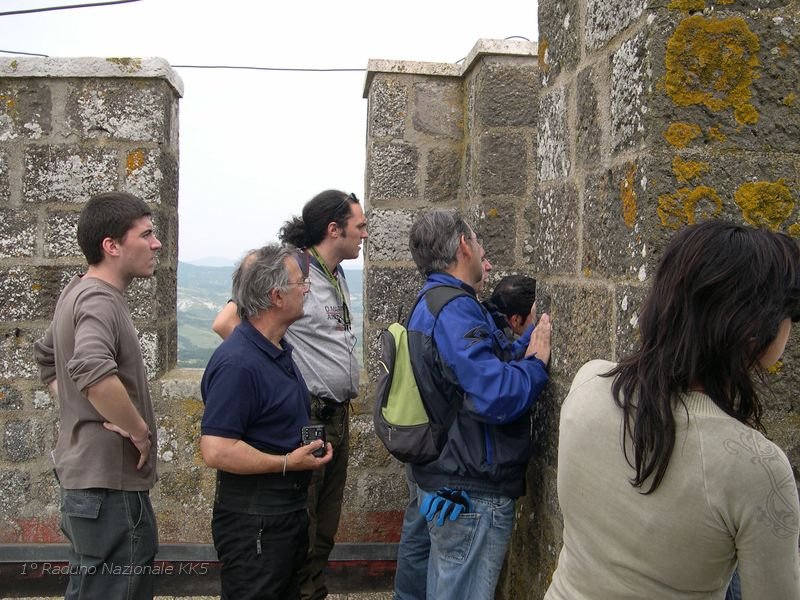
[397,210,552,600]
[212,189,367,600]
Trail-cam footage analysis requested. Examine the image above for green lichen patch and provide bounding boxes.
[734,179,795,230]
[665,16,760,125]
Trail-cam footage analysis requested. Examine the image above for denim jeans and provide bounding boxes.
[60,487,158,600]
[725,569,742,600]
[421,485,515,600]
[393,469,430,600]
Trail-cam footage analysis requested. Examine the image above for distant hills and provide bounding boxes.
[177,262,363,368]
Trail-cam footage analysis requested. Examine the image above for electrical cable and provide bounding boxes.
[0,0,141,18]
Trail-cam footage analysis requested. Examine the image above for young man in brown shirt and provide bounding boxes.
[34,191,162,599]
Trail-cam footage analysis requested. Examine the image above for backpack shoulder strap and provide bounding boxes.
[424,284,470,318]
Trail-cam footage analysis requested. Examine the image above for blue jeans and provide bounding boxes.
[421,485,515,600]
[725,569,742,600]
[60,487,158,600]
[394,470,430,600]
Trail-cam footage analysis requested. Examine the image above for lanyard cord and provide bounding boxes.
[308,247,351,329]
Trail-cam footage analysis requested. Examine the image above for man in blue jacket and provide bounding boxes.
[400,210,551,600]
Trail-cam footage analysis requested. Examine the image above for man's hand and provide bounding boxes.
[285,441,333,472]
[47,380,58,400]
[103,423,152,470]
[525,313,552,366]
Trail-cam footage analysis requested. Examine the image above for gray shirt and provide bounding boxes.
[285,262,359,403]
[33,276,157,491]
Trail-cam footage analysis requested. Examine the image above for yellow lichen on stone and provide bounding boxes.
[620,163,638,228]
[9,60,17,71]
[106,57,143,73]
[658,186,723,229]
[582,267,592,277]
[668,0,705,11]
[1,95,17,114]
[126,149,146,175]
[783,93,797,107]
[665,16,760,125]
[538,38,550,72]
[766,360,783,375]
[664,122,702,148]
[734,179,795,230]
[672,156,710,182]
[486,207,500,218]
[707,126,727,141]
[787,224,800,237]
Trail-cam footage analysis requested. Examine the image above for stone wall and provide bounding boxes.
[0,57,184,543]
[364,0,800,596]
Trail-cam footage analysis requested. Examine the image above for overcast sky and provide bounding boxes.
[1,0,538,266]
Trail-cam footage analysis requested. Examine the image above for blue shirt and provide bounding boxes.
[201,319,311,455]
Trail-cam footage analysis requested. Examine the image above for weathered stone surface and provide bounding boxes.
[412,80,463,138]
[0,266,78,322]
[24,145,117,204]
[523,182,579,274]
[477,61,538,127]
[124,147,177,204]
[478,132,528,197]
[0,209,36,258]
[763,326,800,415]
[369,142,419,201]
[0,469,30,521]
[368,77,408,139]
[154,465,214,543]
[33,389,53,410]
[538,0,580,84]
[365,266,422,325]
[0,150,9,205]
[66,80,171,142]
[425,146,461,203]
[0,327,43,380]
[343,465,407,514]
[0,384,23,410]
[576,67,602,168]
[349,414,395,469]
[537,87,570,181]
[0,79,51,141]
[3,418,46,462]
[44,210,81,258]
[154,266,178,320]
[615,283,649,360]
[475,200,517,266]
[611,31,651,151]
[127,276,156,321]
[366,208,416,262]
[586,0,648,51]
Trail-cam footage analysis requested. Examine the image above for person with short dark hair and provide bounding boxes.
[211,189,367,600]
[489,274,537,337]
[396,209,552,600]
[33,191,161,599]
[201,243,333,600]
[546,220,800,599]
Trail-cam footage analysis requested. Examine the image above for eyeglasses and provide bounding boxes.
[287,278,311,291]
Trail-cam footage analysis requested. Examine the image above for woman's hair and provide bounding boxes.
[607,220,800,494]
[279,190,358,248]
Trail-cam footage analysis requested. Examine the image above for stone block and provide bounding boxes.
[412,80,463,138]
[138,328,160,381]
[366,208,416,262]
[425,146,461,203]
[475,200,517,266]
[476,61,538,128]
[0,79,51,141]
[127,276,157,322]
[0,328,42,380]
[33,390,53,410]
[368,142,419,201]
[24,145,117,204]
[0,384,23,410]
[348,414,395,470]
[540,281,614,379]
[0,266,78,322]
[3,418,46,462]
[0,209,36,258]
[538,0,580,84]
[576,67,603,169]
[586,0,648,51]
[66,80,171,142]
[124,147,178,204]
[154,265,178,320]
[615,284,649,360]
[523,182,579,275]
[537,87,570,182]
[611,31,651,152]
[0,469,31,521]
[0,150,9,205]
[368,77,408,139]
[477,132,528,197]
[343,467,407,514]
[763,326,800,415]
[365,266,423,325]
[44,210,81,258]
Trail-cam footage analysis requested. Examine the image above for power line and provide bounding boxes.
[0,0,141,17]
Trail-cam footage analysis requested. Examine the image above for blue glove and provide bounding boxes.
[419,488,473,526]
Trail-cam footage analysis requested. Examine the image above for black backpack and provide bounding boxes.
[373,285,467,464]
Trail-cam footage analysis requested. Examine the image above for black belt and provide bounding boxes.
[310,395,348,421]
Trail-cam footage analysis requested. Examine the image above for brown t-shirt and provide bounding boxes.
[34,276,157,490]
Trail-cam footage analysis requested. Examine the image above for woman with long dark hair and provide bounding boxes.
[545,220,800,599]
